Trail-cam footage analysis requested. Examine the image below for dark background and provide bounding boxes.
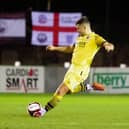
[0,0,129,67]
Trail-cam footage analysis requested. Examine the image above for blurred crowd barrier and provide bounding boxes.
[0,65,129,94]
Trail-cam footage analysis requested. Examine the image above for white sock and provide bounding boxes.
[40,107,47,116]
[86,83,93,90]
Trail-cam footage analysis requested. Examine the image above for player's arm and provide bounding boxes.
[95,34,114,52]
[103,42,114,52]
[46,45,74,53]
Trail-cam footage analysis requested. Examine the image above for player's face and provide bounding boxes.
[76,23,87,35]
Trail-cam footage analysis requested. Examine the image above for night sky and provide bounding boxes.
[0,0,129,43]
[0,0,129,66]
[0,0,129,24]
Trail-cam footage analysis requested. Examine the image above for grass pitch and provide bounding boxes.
[0,93,129,129]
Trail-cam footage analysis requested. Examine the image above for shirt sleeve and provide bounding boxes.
[95,34,106,46]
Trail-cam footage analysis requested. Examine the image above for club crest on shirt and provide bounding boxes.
[86,35,90,39]
[78,42,86,47]
[76,35,92,47]
[78,37,90,47]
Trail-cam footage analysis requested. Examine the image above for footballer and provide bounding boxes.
[29,16,114,117]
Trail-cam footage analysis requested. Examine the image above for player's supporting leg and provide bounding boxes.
[92,82,105,91]
[80,80,105,92]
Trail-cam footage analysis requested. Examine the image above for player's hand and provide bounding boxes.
[46,45,56,51]
[103,42,114,52]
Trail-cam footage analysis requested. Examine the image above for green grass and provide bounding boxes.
[0,93,129,129]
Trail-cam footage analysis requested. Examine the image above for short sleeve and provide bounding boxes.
[95,34,106,46]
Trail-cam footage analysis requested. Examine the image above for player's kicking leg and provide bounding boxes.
[33,82,70,117]
[32,81,104,117]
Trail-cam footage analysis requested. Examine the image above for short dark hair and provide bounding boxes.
[76,16,90,25]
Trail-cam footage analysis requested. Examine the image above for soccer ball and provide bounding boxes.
[27,102,42,117]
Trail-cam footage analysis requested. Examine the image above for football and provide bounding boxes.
[27,102,42,117]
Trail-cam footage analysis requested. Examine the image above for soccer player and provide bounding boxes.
[33,16,114,117]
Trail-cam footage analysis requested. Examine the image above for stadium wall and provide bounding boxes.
[0,66,129,93]
[90,67,129,93]
[0,66,45,93]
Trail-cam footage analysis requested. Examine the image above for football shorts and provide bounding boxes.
[63,64,90,93]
